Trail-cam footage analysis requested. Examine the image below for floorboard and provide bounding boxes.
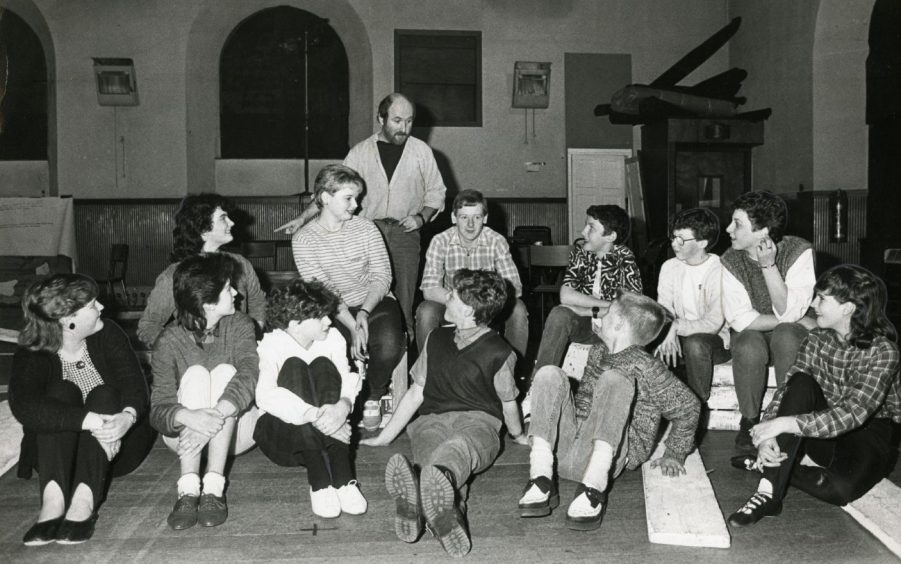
[1,430,899,563]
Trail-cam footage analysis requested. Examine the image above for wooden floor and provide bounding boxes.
[0,429,899,563]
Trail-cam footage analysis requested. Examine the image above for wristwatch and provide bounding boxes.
[591,306,600,318]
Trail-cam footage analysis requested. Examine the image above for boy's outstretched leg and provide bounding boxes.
[420,465,470,558]
[385,453,423,543]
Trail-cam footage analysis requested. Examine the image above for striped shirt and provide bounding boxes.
[292,216,392,308]
[420,226,522,297]
[764,329,901,437]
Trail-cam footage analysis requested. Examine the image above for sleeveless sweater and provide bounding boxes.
[721,235,812,314]
[420,326,512,421]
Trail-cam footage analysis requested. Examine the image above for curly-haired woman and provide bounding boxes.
[137,193,265,347]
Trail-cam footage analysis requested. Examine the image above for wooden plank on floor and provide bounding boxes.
[712,360,777,388]
[0,400,22,478]
[561,342,592,381]
[642,435,730,548]
[707,386,775,411]
[842,478,901,558]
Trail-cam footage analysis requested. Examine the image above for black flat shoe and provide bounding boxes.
[23,517,63,546]
[56,514,98,545]
[728,492,782,527]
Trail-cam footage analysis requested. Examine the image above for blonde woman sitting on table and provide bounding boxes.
[150,253,260,531]
[292,164,405,431]
[11,274,156,546]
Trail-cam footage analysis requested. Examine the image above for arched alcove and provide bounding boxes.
[185,0,372,194]
[219,6,349,160]
[0,0,56,196]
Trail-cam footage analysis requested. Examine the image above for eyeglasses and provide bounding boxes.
[669,235,697,246]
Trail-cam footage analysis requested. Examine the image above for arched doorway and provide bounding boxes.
[0,0,55,195]
[185,0,372,195]
[219,6,349,160]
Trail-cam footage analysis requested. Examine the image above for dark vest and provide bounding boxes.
[419,326,511,421]
[721,235,812,314]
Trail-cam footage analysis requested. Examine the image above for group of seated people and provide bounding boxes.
[9,168,900,558]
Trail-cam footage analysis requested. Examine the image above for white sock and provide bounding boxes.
[757,478,773,496]
[580,441,613,492]
[203,472,226,497]
[529,436,554,479]
[177,473,201,497]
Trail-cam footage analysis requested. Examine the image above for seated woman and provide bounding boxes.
[729,264,900,527]
[138,193,266,347]
[11,274,156,546]
[254,278,366,518]
[292,164,405,430]
[150,253,260,531]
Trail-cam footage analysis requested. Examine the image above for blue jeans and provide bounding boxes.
[374,219,421,335]
[680,333,731,401]
[731,323,807,419]
[531,305,601,381]
[407,410,502,489]
[528,366,634,481]
[415,298,529,358]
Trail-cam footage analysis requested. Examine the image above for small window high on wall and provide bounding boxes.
[220,7,349,159]
[395,30,482,127]
[0,9,48,160]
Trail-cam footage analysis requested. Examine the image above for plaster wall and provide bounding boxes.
[2,0,732,198]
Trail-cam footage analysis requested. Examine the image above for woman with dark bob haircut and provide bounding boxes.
[254,278,366,518]
[137,193,266,347]
[150,253,260,532]
[729,264,900,528]
[11,274,156,546]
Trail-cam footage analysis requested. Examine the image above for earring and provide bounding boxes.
[69,323,76,330]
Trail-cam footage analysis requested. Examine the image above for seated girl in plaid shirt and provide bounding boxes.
[729,264,900,527]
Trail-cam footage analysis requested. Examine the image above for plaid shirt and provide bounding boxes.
[562,241,642,299]
[763,329,901,437]
[420,226,522,297]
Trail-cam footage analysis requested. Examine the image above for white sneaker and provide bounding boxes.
[362,400,382,432]
[336,480,368,515]
[310,486,341,518]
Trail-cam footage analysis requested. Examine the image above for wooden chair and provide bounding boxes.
[512,225,552,246]
[241,241,278,271]
[98,244,129,307]
[526,244,572,330]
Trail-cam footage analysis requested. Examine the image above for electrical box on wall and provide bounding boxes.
[513,61,551,109]
[92,58,139,106]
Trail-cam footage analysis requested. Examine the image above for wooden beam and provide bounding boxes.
[642,434,731,548]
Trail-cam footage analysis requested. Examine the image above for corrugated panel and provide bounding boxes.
[810,192,867,264]
[496,200,568,245]
[73,197,565,285]
[74,201,179,286]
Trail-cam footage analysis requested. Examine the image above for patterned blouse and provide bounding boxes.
[562,241,643,299]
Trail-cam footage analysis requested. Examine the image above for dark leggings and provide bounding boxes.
[334,295,405,402]
[764,372,894,505]
[36,381,156,508]
[253,357,354,490]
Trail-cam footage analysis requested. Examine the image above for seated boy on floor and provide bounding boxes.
[361,269,527,558]
[519,290,700,531]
